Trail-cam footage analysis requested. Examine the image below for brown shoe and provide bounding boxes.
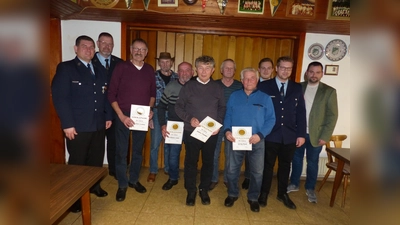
[147,173,156,182]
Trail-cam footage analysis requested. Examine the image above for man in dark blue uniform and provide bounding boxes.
[258,56,306,210]
[51,35,113,212]
[92,32,122,179]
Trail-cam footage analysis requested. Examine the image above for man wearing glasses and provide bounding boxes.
[108,38,156,202]
[257,56,306,210]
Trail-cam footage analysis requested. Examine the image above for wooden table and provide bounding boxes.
[50,164,107,225]
[325,147,350,207]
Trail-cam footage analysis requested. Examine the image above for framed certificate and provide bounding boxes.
[165,121,184,144]
[129,104,150,131]
[232,126,252,151]
[190,116,222,143]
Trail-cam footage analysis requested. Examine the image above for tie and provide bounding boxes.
[280,82,285,100]
[87,63,95,79]
[105,59,110,70]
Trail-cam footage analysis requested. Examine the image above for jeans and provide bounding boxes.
[226,140,265,201]
[183,131,218,193]
[290,134,323,190]
[164,143,182,180]
[211,129,225,182]
[150,108,164,174]
[115,113,147,188]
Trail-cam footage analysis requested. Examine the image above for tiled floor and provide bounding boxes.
[55,169,350,225]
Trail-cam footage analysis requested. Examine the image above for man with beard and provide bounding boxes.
[287,61,338,204]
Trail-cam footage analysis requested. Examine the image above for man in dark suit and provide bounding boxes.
[257,56,306,210]
[92,32,123,179]
[51,35,113,212]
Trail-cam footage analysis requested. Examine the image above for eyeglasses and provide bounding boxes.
[132,47,147,52]
[279,66,293,71]
[99,41,114,47]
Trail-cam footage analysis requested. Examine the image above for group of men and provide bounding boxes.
[51,32,338,213]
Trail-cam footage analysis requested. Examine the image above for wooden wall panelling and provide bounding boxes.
[50,18,65,164]
[183,34,194,66]
[193,34,204,67]
[175,33,185,72]
[234,37,246,81]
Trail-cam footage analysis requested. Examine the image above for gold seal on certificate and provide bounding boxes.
[232,126,252,151]
[190,116,222,143]
[129,104,150,131]
[165,121,184,144]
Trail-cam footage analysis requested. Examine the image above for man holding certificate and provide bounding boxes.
[223,68,275,213]
[158,62,194,190]
[175,56,226,206]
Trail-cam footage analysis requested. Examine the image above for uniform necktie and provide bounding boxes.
[280,82,285,100]
[87,63,95,79]
[105,59,110,70]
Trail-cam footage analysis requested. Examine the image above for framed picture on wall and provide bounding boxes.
[325,65,339,75]
[326,0,350,20]
[158,0,178,7]
[238,0,265,14]
[286,0,315,18]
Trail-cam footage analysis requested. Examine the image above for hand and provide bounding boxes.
[296,137,305,147]
[120,115,134,128]
[63,127,77,140]
[318,139,327,146]
[161,125,169,138]
[212,128,220,136]
[249,134,261,144]
[105,121,112,129]
[149,119,154,129]
[190,117,200,128]
[225,131,236,142]
[149,110,154,120]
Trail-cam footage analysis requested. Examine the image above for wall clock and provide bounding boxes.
[308,43,324,60]
[325,39,347,62]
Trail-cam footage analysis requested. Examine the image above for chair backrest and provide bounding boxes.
[325,135,347,163]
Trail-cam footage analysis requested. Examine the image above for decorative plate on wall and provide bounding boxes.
[183,0,197,5]
[90,0,119,8]
[307,43,324,60]
[325,39,347,61]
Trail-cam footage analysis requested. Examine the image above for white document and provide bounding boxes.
[165,121,184,144]
[232,126,252,151]
[129,104,150,131]
[190,116,222,143]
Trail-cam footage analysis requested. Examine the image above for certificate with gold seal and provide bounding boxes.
[232,126,252,151]
[190,116,222,143]
[129,104,150,131]
[165,121,184,144]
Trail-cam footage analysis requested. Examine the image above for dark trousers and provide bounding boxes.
[260,141,296,196]
[66,129,106,190]
[106,118,116,174]
[115,114,147,188]
[183,131,218,193]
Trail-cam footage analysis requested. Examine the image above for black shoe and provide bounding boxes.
[69,200,81,213]
[258,192,268,207]
[277,193,296,209]
[247,200,260,212]
[116,188,127,202]
[199,189,210,205]
[128,182,147,193]
[224,196,238,207]
[90,187,108,197]
[162,179,178,190]
[242,178,250,190]
[209,182,218,191]
[186,191,196,206]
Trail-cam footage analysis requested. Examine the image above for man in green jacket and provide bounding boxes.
[287,61,338,203]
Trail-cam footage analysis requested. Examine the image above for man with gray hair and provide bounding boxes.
[223,67,275,212]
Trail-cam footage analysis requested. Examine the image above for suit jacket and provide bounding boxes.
[92,53,123,82]
[302,81,338,147]
[258,78,306,144]
[51,57,112,132]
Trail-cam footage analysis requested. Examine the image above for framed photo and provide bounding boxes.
[325,65,339,75]
[158,0,178,7]
[238,0,265,14]
[326,0,350,20]
[286,0,315,19]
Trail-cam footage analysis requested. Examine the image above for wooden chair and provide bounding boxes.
[318,135,350,207]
